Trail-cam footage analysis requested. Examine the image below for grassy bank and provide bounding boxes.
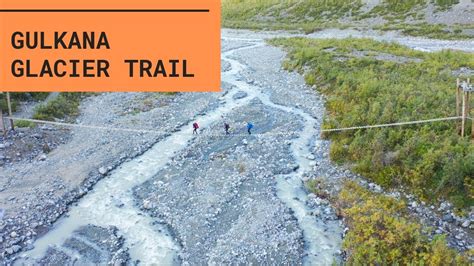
[360,0,425,21]
[33,93,89,121]
[310,180,470,264]
[433,0,460,11]
[222,0,360,33]
[0,93,49,114]
[270,37,473,209]
[374,23,472,40]
[222,0,471,39]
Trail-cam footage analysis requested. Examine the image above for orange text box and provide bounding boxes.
[0,0,221,92]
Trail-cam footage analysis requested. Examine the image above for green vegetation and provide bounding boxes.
[222,0,471,40]
[0,93,49,113]
[330,181,470,264]
[33,93,88,121]
[306,178,331,199]
[14,120,36,128]
[0,95,18,113]
[362,0,425,22]
[270,37,474,209]
[433,0,460,11]
[375,23,472,40]
[222,0,360,33]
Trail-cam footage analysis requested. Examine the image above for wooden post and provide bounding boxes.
[0,109,5,138]
[461,90,467,137]
[456,78,461,134]
[6,92,14,131]
[467,78,473,142]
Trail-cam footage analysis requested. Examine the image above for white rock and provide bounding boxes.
[313,198,322,206]
[12,245,21,253]
[143,200,154,210]
[462,220,470,228]
[368,183,382,193]
[439,202,450,211]
[98,167,108,175]
[5,247,14,255]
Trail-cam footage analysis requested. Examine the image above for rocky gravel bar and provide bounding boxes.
[1,29,472,265]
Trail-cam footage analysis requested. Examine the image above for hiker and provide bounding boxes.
[247,122,253,135]
[224,122,230,135]
[193,122,199,134]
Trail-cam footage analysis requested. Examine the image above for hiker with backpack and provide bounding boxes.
[247,122,253,135]
[193,122,199,134]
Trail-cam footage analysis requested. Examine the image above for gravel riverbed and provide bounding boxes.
[1,29,472,264]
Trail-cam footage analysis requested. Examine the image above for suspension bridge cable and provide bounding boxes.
[321,116,463,133]
[3,116,465,136]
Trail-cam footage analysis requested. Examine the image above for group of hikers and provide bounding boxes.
[192,121,254,135]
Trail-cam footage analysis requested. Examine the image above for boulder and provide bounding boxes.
[98,167,108,175]
[442,214,454,223]
[461,220,470,228]
[38,154,47,161]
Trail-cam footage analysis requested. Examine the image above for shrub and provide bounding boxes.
[329,141,346,163]
[433,0,460,11]
[0,93,50,113]
[337,181,469,265]
[15,120,36,128]
[306,177,331,199]
[33,93,87,121]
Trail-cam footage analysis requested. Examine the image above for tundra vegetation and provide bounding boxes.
[222,0,470,39]
[373,23,472,40]
[222,0,362,33]
[316,180,471,264]
[433,0,460,11]
[33,93,90,121]
[0,92,89,131]
[270,37,473,210]
[0,92,49,113]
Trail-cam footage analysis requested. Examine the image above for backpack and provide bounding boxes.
[247,123,253,129]
[193,123,199,129]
